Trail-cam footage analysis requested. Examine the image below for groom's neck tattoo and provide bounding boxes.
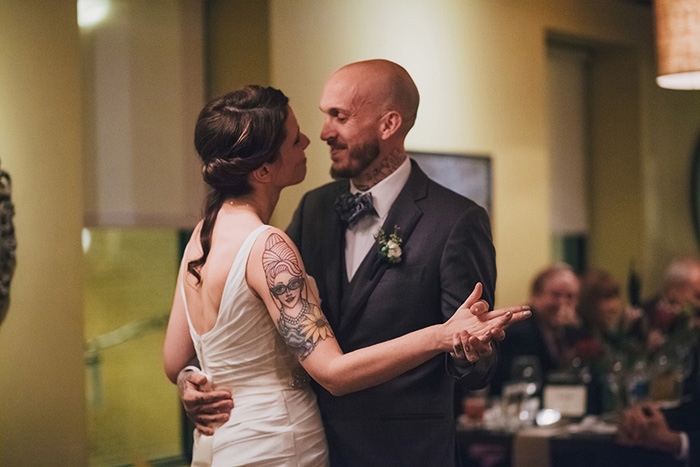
[262,232,334,360]
[354,149,406,191]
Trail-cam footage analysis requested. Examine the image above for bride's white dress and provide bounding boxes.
[182,225,329,466]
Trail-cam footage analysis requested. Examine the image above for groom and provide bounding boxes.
[180,59,498,466]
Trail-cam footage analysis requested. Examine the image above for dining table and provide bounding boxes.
[456,418,685,467]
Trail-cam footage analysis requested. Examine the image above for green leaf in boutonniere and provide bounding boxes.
[376,225,403,264]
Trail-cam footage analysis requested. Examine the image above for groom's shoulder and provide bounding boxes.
[422,176,486,217]
[411,161,483,213]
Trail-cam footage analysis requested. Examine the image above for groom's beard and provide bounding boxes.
[330,139,380,180]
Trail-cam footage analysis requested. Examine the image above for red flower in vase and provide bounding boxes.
[573,338,605,360]
[649,302,679,332]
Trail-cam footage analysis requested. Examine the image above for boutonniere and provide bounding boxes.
[376,225,403,264]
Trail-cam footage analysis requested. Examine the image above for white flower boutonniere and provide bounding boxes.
[376,225,403,264]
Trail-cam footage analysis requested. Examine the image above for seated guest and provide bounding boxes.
[616,258,700,413]
[575,268,643,354]
[640,256,700,353]
[489,264,581,395]
[574,269,648,413]
[618,400,700,465]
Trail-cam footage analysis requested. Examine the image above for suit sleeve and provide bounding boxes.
[285,193,306,246]
[665,399,700,432]
[440,204,498,387]
[662,398,700,464]
[687,431,699,466]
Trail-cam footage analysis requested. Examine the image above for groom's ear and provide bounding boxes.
[378,110,402,140]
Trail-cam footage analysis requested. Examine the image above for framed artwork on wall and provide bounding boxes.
[408,151,492,214]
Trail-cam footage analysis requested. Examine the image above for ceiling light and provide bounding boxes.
[654,0,700,90]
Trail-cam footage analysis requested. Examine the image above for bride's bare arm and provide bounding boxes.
[163,236,199,383]
[248,228,529,396]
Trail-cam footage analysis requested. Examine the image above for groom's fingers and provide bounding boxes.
[193,409,231,435]
[453,329,486,362]
[473,312,511,339]
[469,299,489,316]
[451,332,468,360]
[181,382,234,432]
[468,335,493,360]
[490,328,506,341]
[195,423,216,436]
[464,336,480,362]
[194,393,234,415]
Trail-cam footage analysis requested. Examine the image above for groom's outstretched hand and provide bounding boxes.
[177,366,234,435]
[447,282,531,362]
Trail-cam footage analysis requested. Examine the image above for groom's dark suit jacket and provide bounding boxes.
[287,160,497,467]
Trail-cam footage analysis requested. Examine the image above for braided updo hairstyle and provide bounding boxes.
[188,85,290,284]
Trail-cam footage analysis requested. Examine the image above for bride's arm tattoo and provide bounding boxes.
[263,233,334,360]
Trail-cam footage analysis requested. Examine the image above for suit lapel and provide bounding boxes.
[318,182,348,331]
[338,161,428,331]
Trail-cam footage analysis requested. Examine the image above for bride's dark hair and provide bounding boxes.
[188,85,289,284]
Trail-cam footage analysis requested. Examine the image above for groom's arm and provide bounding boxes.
[176,366,234,435]
[440,204,497,386]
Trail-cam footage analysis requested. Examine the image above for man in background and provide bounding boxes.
[489,264,580,395]
[618,400,699,465]
[640,256,700,352]
[618,257,700,465]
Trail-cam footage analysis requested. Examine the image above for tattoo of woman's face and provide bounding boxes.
[269,271,304,309]
[262,233,333,360]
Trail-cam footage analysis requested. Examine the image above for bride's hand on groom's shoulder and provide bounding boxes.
[177,366,234,435]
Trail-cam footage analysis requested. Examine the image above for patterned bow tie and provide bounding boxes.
[334,191,377,228]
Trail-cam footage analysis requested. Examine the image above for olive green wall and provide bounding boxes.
[642,77,700,292]
[258,0,699,305]
[588,47,645,287]
[0,1,87,465]
[205,0,271,98]
[263,0,626,303]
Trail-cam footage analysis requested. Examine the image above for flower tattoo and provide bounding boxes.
[263,233,334,360]
[301,306,334,343]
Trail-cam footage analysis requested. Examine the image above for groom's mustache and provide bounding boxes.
[325,137,346,150]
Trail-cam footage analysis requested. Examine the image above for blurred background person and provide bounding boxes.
[575,268,643,357]
[639,256,700,353]
[489,264,581,396]
[573,269,646,413]
[620,257,700,406]
[618,400,700,465]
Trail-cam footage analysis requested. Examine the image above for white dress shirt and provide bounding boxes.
[344,157,411,280]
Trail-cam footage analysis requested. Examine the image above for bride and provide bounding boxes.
[163,85,529,466]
